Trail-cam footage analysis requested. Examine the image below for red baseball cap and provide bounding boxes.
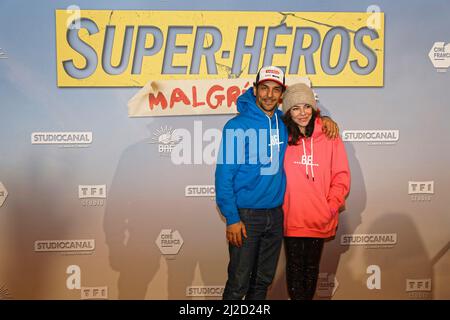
[255,66,286,88]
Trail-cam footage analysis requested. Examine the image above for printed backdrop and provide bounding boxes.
[0,0,449,300]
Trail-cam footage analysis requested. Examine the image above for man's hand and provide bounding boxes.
[226,221,247,247]
[321,116,340,139]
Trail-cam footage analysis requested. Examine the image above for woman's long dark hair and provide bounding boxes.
[283,109,320,145]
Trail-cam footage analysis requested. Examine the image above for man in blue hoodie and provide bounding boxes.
[215,66,338,300]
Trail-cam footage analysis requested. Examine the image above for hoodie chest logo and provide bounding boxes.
[294,155,319,167]
[268,134,284,148]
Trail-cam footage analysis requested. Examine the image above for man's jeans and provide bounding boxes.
[223,206,284,300]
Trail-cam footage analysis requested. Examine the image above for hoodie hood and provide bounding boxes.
[310,116,325,140]
[237,87,284,121]
[237,87,284,162]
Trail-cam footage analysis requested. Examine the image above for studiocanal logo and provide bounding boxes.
[34,239,95,255]
[408,181,434,202]
[185,185,215,200]
[341,233,397,248]
[342,130,399,145]
[186,286,224,297]
[31,132,93,148]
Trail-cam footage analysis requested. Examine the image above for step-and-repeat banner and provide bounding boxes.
[0,0,449,299]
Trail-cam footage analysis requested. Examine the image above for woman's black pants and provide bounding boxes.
[284,237,325,300]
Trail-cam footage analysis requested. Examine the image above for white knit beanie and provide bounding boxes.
[281,83,317,114]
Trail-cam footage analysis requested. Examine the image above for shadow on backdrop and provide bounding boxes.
[358,213,433,300]
[104,124,227,299]
[4,148,77,298]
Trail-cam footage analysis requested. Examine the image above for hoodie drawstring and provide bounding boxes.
[266,113,281,162]
[302,139,309,179]
[310,137,315,181]
[266,115,272,162]
[275,113,280,153]
[301,137,315,181]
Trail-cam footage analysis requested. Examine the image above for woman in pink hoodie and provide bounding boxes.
[281,83,350,300]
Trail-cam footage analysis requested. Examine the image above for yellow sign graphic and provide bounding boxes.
[56,10,384,87]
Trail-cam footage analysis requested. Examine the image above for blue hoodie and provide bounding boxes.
[215,87,288,225]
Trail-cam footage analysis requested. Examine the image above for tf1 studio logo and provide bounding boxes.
[78,184,106,206]
[66,265,108,299]
[408,181,434,202]
[406,278,432,299]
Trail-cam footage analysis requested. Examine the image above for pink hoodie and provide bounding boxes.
[283,117,350,238]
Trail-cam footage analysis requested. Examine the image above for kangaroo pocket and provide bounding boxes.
[286,191,333,232]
